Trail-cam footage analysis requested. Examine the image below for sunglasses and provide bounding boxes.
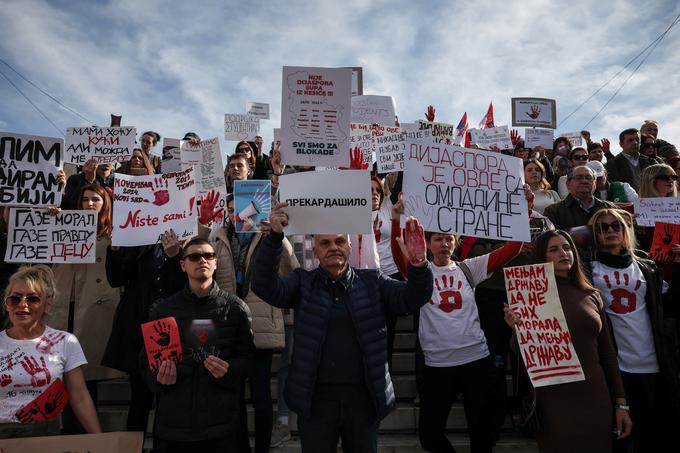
[571,155,589,161]
[595,221,623,234]
[182,252,218,262]
[655,174,678,182]
[5,295,42,306]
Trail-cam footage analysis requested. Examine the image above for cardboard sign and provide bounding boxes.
[417,120,454,144]
[161,138,183,174]
[224,113,260,141]
[280,66,352,167]
[350,123,374,165]
[469,126,513,150]
[511,98,557,129]
[372,125,405,173]
[65,126,136,164]
[5,208,96,263]
[402,139,530,241]
[401,124,433,141]
[15,378,68,423]
[633,197,680,227]
[351,95,396,127]
[524,128,555,149]
[0,431,144,452]
[279,169,371,234]
[0,132,64,207]
[180,137,227,196]
[246,101,270,119]
[559,131,583,148]
[141,317,183,372]
[233,180,271,232]
[504,262,585,387]
[111,168,197,246]
[649,221,680,263]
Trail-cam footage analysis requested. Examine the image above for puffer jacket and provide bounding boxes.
[251,232,433,420]
[202,225,298,349]
[141,284,255,442]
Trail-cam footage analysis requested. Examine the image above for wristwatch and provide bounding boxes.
[614,404,630,411]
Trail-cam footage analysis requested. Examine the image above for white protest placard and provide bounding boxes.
[111,168,198,246]
[512,98,557,129]
[401,123,433,141]
[65,126,136,165]
[5,208,97,263]
[372,125,405,173]
[525,128,555,149]
[417,121,454,144]
[633,197,680,227]
[344,66,363,96]
[504,262,585,387]
[559,131,583,148]
[403,139,530,241]
[273,128,281,145]
[350,123,374,165]
[246,102,270,119]
[0,132,63,207]
[224,114,260,141]
[351,95,396,127]
[280,66,352,167]
[160,138,183,174]
[279,170,371,234]
[469,126,513,150]
[180,137,227,195]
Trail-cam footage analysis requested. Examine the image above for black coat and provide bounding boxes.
[605,152,653,192]
[141,284,254,442]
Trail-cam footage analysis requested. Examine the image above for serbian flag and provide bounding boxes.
[453,112,469,146]
[478,102,494,129]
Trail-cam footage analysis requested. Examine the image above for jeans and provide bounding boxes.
[277,325,294,418]
[298,385,378,453]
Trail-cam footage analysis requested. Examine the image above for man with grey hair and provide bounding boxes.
[543,165,616,230]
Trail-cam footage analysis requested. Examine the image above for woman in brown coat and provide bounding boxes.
[504,230,632,452]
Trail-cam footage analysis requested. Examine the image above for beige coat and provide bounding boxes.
[50,237,124,381]
[204,226,298,349]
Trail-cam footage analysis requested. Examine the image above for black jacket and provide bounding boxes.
[251,232,433,420]
[605,152,653,192]
[141,284,255,441]
[543,194,615,231]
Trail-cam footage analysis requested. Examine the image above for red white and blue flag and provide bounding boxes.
[453,112,469,147]
[478,102,494,129]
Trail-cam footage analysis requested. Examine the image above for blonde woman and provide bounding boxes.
[638,164,677,198]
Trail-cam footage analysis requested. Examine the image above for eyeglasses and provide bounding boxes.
[655,174,678,182]
[5,295,42,306]
[571,155,589,161]
[182,252,218,262]
[595,221,623,234]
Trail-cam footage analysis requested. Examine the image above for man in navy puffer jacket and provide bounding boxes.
[252,202,433,452]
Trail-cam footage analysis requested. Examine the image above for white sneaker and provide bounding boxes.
[271,422,291,447]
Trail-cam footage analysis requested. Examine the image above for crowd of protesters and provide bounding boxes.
[0,111,679,453]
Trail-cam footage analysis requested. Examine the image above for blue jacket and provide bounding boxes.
[251,232,433,420]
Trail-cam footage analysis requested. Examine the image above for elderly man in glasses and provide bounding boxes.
[142,237,255,452]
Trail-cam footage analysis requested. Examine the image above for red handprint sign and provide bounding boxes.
[15,378,69,423]
[604,271,642,314]
[429,274,463,313]
[141,317,183,371]
[526,105,541,119]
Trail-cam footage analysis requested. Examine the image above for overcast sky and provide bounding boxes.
[1,0,679,159]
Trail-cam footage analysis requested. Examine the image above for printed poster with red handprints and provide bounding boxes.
[504,262,585,388]
[141,317,183,372]
[511,97,557,129]
[650,221,680,263]
[111,167,197,246]
[15,378,69,423]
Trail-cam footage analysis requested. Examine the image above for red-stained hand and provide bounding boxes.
[425,105,436,122]
[340,147,368,170]
[396,217,426,266]
[510,129,521,146]
[197,190,224,225]
[601,138,610,153]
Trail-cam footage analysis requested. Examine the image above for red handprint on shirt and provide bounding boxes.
[604,271,642,314]
[17,356,51,388]
[0,374,11,387]
[429,275,463,313]
[36,331,66,354]
[373,217,382,243]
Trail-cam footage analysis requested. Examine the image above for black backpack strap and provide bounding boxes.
[457,261,475,290]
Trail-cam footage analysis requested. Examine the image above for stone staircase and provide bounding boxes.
[95,315,538,452]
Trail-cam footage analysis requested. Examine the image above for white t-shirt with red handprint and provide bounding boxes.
[592,261,659,373]
[372,201,398,276]
[0,326,87,422]
[419,254,491,367]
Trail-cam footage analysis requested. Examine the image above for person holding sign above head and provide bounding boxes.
[583,208,680,453]
[251,202,433,453]
[142,237,255,453]
[61,159,114,210]
[0,265,101,438]
[504,230,632,453]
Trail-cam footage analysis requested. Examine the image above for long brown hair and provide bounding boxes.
[117,148,155,175]
[532,230,595,292]
[78,184,112,237]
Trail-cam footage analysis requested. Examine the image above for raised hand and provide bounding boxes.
[56,170,66,190]
[510,129,521,146]
[160,229,181,258]
[340,147,368,170]
[580,130,592,143]
[601,138,610,153]
[396,216,426,266]
[82,159,98,183]
[425,105,436,122]
[269,202,289,233]
[197,190,224,226]
[270,143,285,176]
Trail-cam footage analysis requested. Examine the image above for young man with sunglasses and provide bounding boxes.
[142,238,255,452]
